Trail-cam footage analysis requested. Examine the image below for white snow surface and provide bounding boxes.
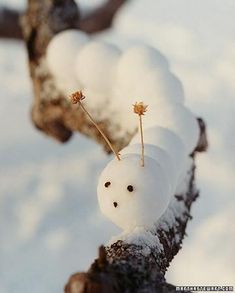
[0,0,235,291]
[46,30,89,94]
[131,126,187,172]
[143,102,199,153]
[76,41,121,92]
[109,227,163,253]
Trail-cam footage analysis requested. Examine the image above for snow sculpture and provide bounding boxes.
[47,30,199,232]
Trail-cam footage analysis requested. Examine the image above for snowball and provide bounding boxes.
[46,29,89,81]
[143,103,200,153]
[130,126,186,173]
[97,154,171,231]
[120,143,177,194]
[112,44,183,109]
[116,45,169,90]
[130,69,184,105]
[82,88,109,112]
[52,76,81,96]
[76,41,121,92]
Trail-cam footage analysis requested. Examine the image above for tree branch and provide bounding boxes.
[64,121,208,293]
[0,0,127,40]
[21,0,131,152]
[79,0,127,34]
[0,7,22,39]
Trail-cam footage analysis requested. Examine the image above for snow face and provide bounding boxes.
[76,41,121,92]
[97,154,171,231]
[46,29,89,94]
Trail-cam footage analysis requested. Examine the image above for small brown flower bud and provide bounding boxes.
[70,91,85,104]
[133,102,148,115]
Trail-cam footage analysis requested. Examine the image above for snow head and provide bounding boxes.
[97,154,171,231]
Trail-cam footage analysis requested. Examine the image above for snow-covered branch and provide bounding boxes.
[64,120,208,293]
[21,0,130,151]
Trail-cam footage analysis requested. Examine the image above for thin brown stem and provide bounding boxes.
[139,114,144,167]
[79,102,121,161]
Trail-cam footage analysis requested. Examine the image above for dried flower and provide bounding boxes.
[70,91,85,104]
[133,101,148,167]
[70,91,121,161]
[133,102,148,116]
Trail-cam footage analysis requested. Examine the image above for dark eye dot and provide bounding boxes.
[127,185,134,192]
[104,181,111,188]
[113,202,118,208]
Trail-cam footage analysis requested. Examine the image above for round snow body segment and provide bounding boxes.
[143,103,200,154]
[46,29,89,79]
[76,41,121,92]
[130,126,187,174]
[116,45,169,90]
[131,69,184,105]
[97,154,171,231]
[120,143,177,194]
[81,88,109,112]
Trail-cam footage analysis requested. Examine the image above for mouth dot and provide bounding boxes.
[113,202,118,208]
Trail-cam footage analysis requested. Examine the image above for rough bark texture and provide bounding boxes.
[64,120,207,293]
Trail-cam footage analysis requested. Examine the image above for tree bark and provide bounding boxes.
[0,7,22,39]
[79,0,127,34]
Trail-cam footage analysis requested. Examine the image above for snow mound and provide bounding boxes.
[76,41,121,92]
[46,30,89,94]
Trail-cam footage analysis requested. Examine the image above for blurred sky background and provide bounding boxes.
[0,0,235,292]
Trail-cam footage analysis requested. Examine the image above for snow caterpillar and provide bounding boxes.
[46,30,199,232]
